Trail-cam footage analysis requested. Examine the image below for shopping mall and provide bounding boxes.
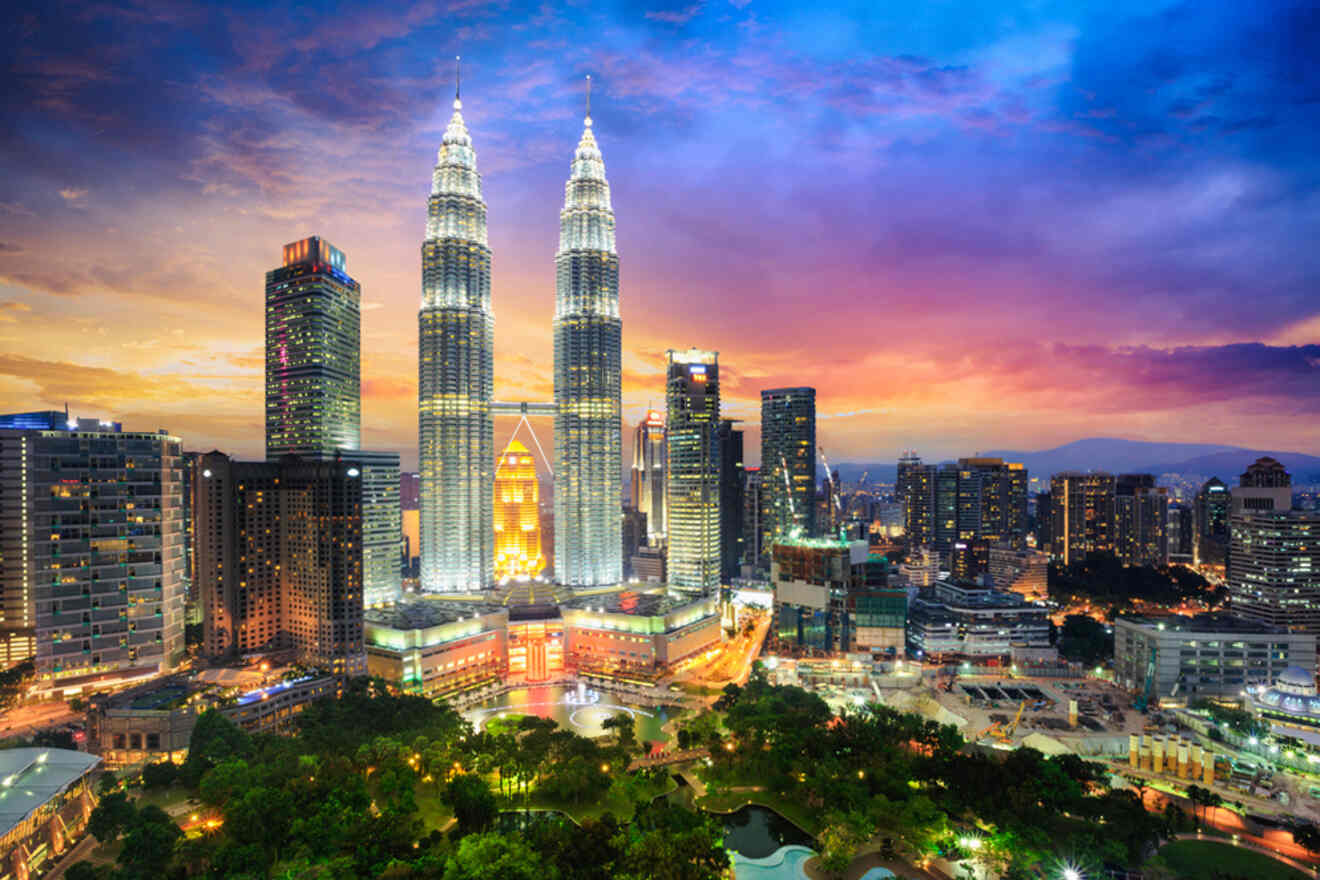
[363,585,721,698]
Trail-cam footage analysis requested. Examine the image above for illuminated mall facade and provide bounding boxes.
[363,590,720,697]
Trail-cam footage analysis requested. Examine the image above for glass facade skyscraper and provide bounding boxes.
[553,99,622,588]
[265,236,400,606]
[630,410,666,543]
[760,387,816,558]
[419,92,494,591]
[666,349,720,593]
[265,236,361,459]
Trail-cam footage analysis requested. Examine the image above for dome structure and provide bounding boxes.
[1276,666,1317,694]
[1250,666,1320,730]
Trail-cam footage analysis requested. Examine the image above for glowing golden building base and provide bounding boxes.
[494,439,545,580]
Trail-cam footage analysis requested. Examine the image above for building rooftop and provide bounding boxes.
[365,599,507,630]
[1118,613,1295,635]
[0,748,101,837]
[560,589,701,617]
[128,684,190,711]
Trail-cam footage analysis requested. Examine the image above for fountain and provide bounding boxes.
[564,680,600,705]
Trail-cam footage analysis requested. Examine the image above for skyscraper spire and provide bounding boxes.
[455,55,461,105]
[554,81,622,588]
[585,74,591,124]
[419,71,494,592]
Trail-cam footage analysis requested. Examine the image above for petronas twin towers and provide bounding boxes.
[419,77,622,592]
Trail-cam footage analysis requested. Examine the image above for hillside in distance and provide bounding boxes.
[834,438,1320,485]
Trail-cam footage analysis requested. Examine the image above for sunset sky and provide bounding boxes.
[2,0,1318,470]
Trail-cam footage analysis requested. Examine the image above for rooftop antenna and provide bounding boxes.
[585,74,592,126]
[454,55,461,107]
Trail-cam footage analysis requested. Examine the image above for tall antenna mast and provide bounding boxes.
[585,74,592,124]
[455,55,461,106]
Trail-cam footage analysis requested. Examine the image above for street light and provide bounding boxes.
[1062,869,1082,880]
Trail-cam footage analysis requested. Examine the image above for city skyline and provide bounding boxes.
[1,1,1319,470]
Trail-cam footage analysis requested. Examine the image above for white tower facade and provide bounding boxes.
[554,85,623,588]
[419,86,494,591]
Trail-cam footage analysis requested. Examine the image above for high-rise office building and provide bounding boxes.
[181,451,202,624]
[621,507,647,578]
[1115,473,1169,567]
[742,467,763,572]
[1034,491,1052,550]
[357,451,402,606]
[933,463,959,550]
[0,413,185,695]
[1194,477,1230,565]
[630,410,666,543]
[419,86,494,591]
[1232,457,1292,514]
[953,457,1029,549]
[901,456,1027,555]
[760,388,816,557]
[265,236,361,459]
[1228,459,1320,633]
[195,452,366,675]
[493,440,545,581]
[898,455,934,547]
[1169,502,1195,562]
[1049,472,1116,565]
[265,237,399,605]
[553,93,623,589]
[666,349,721,593]
[896,450,920,512]
[400,472,420,579]
[718,419,745,583]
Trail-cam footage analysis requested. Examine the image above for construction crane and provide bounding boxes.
[1135,645,1158,713]
[779,452,796,519]
[975,721,1003,742]
[818,447,844,534]
[994,700,1029,743]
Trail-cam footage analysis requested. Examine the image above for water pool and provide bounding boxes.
[721,804,815,859]
[732,844,815,880]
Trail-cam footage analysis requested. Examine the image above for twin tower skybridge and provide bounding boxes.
[491,400,555,477]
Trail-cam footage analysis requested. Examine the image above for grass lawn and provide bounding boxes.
[414,786,454,831]
[134,784,198,814]
[1152,840,1311,880]
[484,713,529,736]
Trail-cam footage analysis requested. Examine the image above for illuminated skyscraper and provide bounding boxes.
[265,236,400,605]
[760,387,816,558]
[1115,473,1168,566]
[666,349,720,593]
[554,81,622,588]
[419,79,494,591]
[195,452,366,675]
[1229,460,1320,634]
[1049,472,1116,565]
[0,413,185,694]
[494,440,545,581]
[630,410,666,542]
[265,236,360,459]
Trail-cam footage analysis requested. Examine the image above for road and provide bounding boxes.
[43,833,98,880]
[0,700,75,737]
[1135,786,1320,868]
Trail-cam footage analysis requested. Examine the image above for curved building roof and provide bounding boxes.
[0,747,101,837]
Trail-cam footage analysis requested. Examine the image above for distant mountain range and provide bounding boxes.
[834,437,1320,485]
